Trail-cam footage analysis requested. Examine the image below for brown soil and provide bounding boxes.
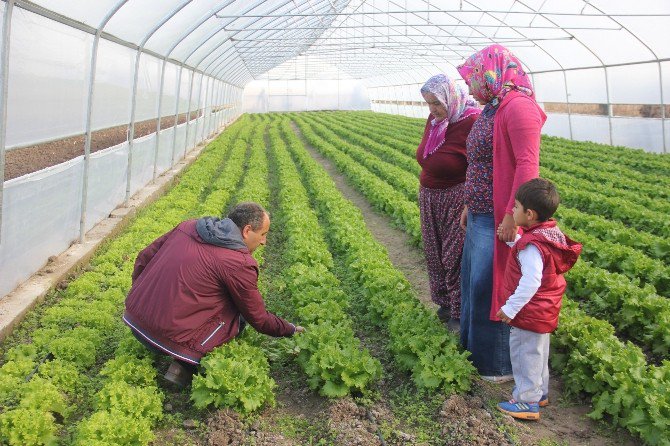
[327,398,385,446]
[205,409,295,446]
[290,121,639,446]
[3,111,202,181]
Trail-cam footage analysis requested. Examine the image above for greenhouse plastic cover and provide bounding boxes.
[2,0,670,297]
[0,112,220,298]
[5,0,669,149]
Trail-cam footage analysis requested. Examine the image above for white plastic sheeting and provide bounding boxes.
[2,0,670,299]
[1,158,83,298]
[0,112,227,298]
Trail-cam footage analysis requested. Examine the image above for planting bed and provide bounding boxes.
[1,111,665,445]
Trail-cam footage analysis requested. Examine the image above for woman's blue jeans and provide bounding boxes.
[460,212,512,376]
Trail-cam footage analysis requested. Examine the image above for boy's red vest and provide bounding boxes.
[499,220,582,334]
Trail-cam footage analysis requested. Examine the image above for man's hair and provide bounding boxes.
[515,178,560,222]
[228,202,269,231]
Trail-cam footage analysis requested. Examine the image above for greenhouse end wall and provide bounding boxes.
[242,79,370,113]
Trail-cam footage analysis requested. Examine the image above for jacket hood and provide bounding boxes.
[524,220,582,274]
[195,217,247,251]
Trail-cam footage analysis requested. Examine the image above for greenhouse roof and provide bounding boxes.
[20,0,670,87]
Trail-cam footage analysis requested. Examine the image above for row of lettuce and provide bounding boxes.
[298,112,670,357]
[293,111,669,445]
[0,113,478,445]
[0,117,255,444]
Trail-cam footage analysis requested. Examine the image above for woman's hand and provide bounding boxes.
[497,214,518,242]
[460,205,468,230]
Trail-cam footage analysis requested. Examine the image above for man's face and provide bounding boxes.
[242,213,270,253]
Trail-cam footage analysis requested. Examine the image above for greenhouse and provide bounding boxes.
[0,0,668,445]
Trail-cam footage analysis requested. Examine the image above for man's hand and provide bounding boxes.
[294,325,305,333]
[497,214,518,242]
[459,205,468,230]
[495,309,512,324]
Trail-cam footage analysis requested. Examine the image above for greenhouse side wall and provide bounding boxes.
[0,112,236,299]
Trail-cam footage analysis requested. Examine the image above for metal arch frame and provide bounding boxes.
[579,2,665,152]
[151,0,246,171]
[311,0,453,80]
[203,0,336,84]
[193,4,298,81]
[79,0,129,242]
[179,0,308,112]
[341,0,567,115]
[125,0,190,205]
[513,0,614,145]
[0,0,13,240]
[464,0,576,138]
[207,0,330,83]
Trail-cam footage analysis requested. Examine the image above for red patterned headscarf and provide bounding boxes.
[457,44,534,105]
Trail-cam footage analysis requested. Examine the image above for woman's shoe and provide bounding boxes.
[447,318,460,333]
[436,306,450,322]
[539,394,549,407]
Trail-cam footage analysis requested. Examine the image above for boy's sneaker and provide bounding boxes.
[512,387,549,407]
[497,400,540,420]
[481,374,514,384]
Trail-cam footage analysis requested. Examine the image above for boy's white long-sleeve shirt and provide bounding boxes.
[500,236,544,319]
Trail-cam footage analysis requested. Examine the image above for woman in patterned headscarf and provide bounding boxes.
[456,44,546,381]
[416,74,480,331]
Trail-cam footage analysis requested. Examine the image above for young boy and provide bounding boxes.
[495,178,582,421]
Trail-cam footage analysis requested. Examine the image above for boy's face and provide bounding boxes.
[512,199,534,228]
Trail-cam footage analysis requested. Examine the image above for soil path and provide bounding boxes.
[288,122,434,310]
[290,121,638,446]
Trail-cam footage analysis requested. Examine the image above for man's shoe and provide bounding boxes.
[164,360,194,388]
[497,400,540,420]
[481,374,514,384]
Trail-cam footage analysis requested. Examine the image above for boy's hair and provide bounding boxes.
[515,178,560,222]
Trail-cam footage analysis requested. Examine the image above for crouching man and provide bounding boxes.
[123,202,304,386]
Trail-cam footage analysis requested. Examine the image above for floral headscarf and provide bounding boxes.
[420,74,480,159]
[457,44,534,105]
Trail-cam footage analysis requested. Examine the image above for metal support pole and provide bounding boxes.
[170,65,183,167]
[207,78,214,136]
[211,79,219,135]
[562,71,573,140]
[659,62,667,154]
[194,73,205,144]
[183,68,196,154]
[152,59,168,181]
[0,0,15,242]
[125,50,142,206]
[604,67,613,145]
[214,80,221,130]
[80,1,128,241]
[218,83,226,128]
[200,76,210,142]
